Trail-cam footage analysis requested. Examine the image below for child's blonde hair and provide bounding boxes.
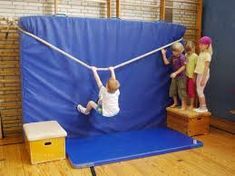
[171,42,184,53]
[107,78,120,93]
[206,44,213,55]
[185,41,195,53]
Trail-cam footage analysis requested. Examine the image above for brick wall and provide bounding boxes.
[0,16,21,137]
[117,0,160,20]
[172,0,198,42]
[0,0,199,137]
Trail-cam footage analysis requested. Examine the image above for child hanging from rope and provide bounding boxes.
[77,67,120,117]
[161,42,187,110]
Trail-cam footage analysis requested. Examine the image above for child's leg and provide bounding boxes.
[85,101,98,113]
[169,78,178,107]
[195,73,210,113]
[170,96,178,107]
[187,78,196,110]
[189,98,195,109]
[77,101,98,115]
[199,97,206,107]
[181,98,187,110]
[196,74,209,108]
[178,77,187,110]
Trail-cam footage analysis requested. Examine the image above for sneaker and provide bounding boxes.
[194,107,208,113]
[77,104,89,115]
[193,108,200,111]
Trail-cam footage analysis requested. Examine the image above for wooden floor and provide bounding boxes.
[0,128,234,176]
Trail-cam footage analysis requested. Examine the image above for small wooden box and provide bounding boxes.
[166,107,211,136]
[23,121,67,164]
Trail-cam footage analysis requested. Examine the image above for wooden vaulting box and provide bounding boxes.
[166,107,211,136]
[23,121,67,164]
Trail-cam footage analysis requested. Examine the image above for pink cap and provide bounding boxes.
[199,36,212,45]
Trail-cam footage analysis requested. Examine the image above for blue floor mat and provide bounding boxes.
[66,127,202,168]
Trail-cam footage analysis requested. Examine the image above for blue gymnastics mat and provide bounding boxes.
[66,127,202,168]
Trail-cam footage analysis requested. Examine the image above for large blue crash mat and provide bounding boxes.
[66,128,202,168]
[19,16,186,137]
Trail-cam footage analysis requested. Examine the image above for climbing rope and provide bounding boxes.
[2,17,183,71]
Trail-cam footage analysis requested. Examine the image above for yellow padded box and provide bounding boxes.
[23,121,67,164]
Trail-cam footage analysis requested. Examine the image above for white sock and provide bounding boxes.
[200,105,208,110]
[77,105,89,115]
[195,107,208,113]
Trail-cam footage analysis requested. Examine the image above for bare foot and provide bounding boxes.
[180,106,187,111]
[169,104,177,108]
[188,106,194,111]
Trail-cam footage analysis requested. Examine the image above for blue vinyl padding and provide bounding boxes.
[66,127,202,168]
[19,16,202,168]
[19,16,186,137]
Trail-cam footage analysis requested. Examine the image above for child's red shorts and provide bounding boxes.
[187,77,196,98]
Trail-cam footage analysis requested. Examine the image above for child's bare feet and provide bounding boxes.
[188,106,194,111]
[180,99,187,111]
[169,104,177,108]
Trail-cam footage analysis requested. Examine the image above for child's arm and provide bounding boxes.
[193,73,197,82]
[193,55,198,81]
[91,67,103,88]
[109,67,116,79]
[161,49,170,65]
[200,61,210,86]
[170,65,186,78]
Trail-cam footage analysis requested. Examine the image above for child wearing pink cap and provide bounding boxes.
[194,36,213,113]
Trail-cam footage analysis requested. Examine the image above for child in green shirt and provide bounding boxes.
[185,41,198,110]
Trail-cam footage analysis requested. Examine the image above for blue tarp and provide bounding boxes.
[20,16,186,137]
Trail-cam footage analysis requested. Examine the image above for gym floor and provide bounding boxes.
[0,127,234,176]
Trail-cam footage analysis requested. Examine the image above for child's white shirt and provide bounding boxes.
[194,51,212,74]
[99,86,120,117]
